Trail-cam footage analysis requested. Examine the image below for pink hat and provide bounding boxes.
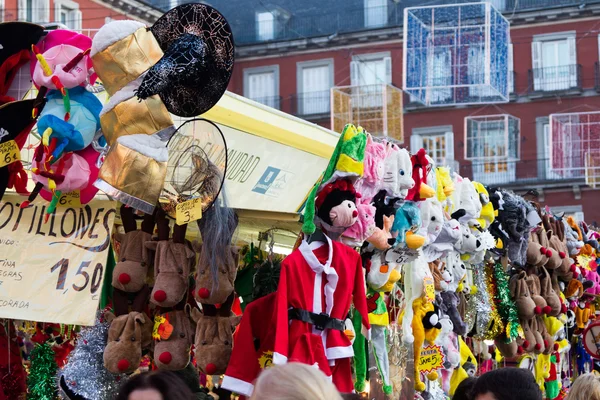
[30,29,96,89]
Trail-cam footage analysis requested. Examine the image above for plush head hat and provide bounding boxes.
[136,3,234,117]
[0,99,45,200]
[30,29,96,90]
[0,22,44,104]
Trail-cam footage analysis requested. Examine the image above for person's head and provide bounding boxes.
[568,373,600,400]
[471,368,542,400]
[341,394,363,400]
[250,363,343,400]
[116,371,194,400]
[453,377,477,400]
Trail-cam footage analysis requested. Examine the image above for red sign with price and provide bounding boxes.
[0,194,116,325]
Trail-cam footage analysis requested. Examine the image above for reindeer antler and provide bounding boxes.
[120,204,137,233]
[156,208,170,241]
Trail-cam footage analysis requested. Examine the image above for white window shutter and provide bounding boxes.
[531,41,542,91]
[444,131,455,163]
[567,36,577,87]
[18,0,26,21]
[41,0,50,23]
[384,56,392,85]
[73,9,82,31]
[508,43,514,93]
[350,61,359,86]
[410,134,421,154]
[54,1,61,23]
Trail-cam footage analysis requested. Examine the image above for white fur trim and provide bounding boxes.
[117,134,168,162]
[91,20,146,57]
[273,352,287,365]
[221,376,254,396]
[326,345,354,360]
[100,74,145,116]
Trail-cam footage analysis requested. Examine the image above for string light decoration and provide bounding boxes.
[403,2,510,107]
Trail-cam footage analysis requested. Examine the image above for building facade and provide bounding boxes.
[197,0,600,224]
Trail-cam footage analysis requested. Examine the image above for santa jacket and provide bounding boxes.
[273,236,370,366]
[221,292,277,397]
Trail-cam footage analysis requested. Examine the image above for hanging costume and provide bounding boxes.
[273,236,370,392]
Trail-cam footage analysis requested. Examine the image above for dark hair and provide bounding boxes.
[471,368,542,400]
[340,394,363,400]
[453,377,477,400]
[116,371,195,400]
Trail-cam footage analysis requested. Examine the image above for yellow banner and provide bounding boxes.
[0,194,116,325]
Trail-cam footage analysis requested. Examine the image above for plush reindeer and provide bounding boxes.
[103,289,153,374]
[153,305,196,371]
[146,210,196,308]
[191,294,241,376]
[112,205,157,293]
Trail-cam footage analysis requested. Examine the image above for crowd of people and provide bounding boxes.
[117,363,600,400]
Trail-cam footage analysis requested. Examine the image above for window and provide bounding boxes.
[508,43,514,93]
[468,45,486,98]
[549,205,584,222]
[54,0,81,30]
[364,0,387,28]
[429,46,452,103]
[244,66,279,109]
[18,0,49,23]
[532,32,577,91]
[350,52,392,108]
[256,11,274,41]
[410,126,455,168]
[542,122,584,180]
[297,59,333,116]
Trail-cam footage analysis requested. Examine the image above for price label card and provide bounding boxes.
[419,345,445,374]
[58,191,81,208]
[176,198,202,226]
[0,140,21,168]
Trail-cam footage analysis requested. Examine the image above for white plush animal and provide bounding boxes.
[381,144,414,199]
[419,197,444,245]
[401,254,433,344]
[436,317,460,368]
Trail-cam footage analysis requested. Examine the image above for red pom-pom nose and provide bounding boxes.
[205,363,217,375]
[352,210,358,218]
[158,352,172,365]
[540,247,547,255]
[570,264,577,272]
[545,250,553,257]
[554,343,559,351]
[543,306,552,315]
[561,304,568,314]
[559,251,566,259]
[535,343,542,351]
[117,359,130,372]
[198,288,210,299]
[154,290,167,302]
[523,340,530,349]
[118,273,131,284]
[534,306,542,315]
[543,340,549,348]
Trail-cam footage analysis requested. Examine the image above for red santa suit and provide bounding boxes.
[222,292,277,397]
[273,236,370,392]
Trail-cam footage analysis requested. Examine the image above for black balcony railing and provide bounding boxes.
[290,91,331,117]
[528,64,582,94]
[595,61,600,92]
[459,157,586,187]
[248,96,282,110]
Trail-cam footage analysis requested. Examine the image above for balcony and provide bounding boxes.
[247,96,282,110]
[595,61,600,92]
[459,158,587,188]
[291,91,331,118]
[331,84,403,140]
[527,64,582,97]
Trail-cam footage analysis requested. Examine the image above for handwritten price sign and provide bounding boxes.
[419,345,445,375]
[0,140,20,168]
[176,198,202,226]
[58,191,82,208]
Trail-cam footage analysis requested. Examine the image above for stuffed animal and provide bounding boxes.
[402,257,435,344]
[429,260,451,292]
[392,201,425,248]
[419,197,444,245]
[472,339,492,360]
[112,205,156,293]
[146,218,196,308]
[451,175,482,224]
[412,297,441,392]
[365,214,394,251]
[367,251,401,293]
[435,167,455,207]
[440,291,467,335]
[153,306,195,371]
[406,148,436,202]
[436,316,460,369]
[454,224,480,256]
[354,134,387,203]
[342,200,376,247]
[314,179,360,236]
[564,218,584,256]
[381,143,414,199]
[539,267,562,317]
[103,310,153,373]
[583,268,600,296]
[194,244,239,306]
[192,295,241,376]
[472,182,494,229]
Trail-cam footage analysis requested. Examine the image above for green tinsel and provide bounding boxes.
[492,263,522,341]
[27,343,58,400]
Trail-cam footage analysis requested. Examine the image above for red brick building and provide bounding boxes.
[206,0,600,224]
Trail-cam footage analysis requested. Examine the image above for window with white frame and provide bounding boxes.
[350,52,392,108]
[542,122,583,180]
[256,11,275,41]
[297,59,333,116]
[429,46,452,103]
[549,205,584,222]
[244,66,279,109]
[364,0,387,28]
[54,0,81,30]
[18,0,49,23]
[410,126,455,168]
[531,32,577,91]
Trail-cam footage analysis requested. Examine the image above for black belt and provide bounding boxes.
[288,308,345,331]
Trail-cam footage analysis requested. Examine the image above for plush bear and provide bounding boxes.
[564,218,585,256]
[342,200,376,247]
[191,295,241,376]
[153,305,196,371]
[381,143,414,199]
[392,201,425,248]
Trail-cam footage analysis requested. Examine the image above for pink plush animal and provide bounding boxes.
[584,268,600,295]
[355,135,387,202]
[342,200,377,247]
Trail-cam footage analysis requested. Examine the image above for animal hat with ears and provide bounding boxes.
[153,305,196,371]
[146,210,196,308]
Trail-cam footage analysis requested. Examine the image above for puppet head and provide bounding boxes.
[406,148,435,201]
[191,295,241,376]
[103,311,152,373]
[381,144,414,199]
[367,250,401,293]
[153,306,196,371]
[315,179,360,233]
[342,200,376,247]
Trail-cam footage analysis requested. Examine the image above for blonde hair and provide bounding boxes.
[568,373,600,400]
[250,363,343,400]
